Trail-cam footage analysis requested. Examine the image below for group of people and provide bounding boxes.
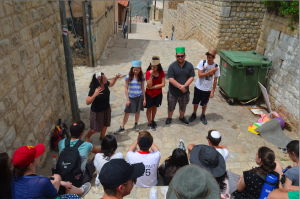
[86,47,220,141]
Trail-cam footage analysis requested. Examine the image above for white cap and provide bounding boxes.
[210,131,221,138]
[96,72,102,81]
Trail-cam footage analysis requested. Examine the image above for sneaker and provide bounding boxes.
[189,113,197,122]
[161,186,168,199]
[134,123,139,132]
[114,126,125,134]
[179,117,189,125]
[148,123,156,131]
[149,186,158,199]
[178,139,186,151]
[200,114,207,125]
[99,136,103,141]
[79,182,91,198]
[165,118,172,126]
[152,120,157,127]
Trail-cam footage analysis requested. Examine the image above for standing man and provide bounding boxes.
[166,47,195,126]
[188,49,220,124]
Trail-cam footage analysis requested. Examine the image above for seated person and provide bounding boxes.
[58,121,100,185]
[0,152,13,199]
[11,144,89,199]
[94,135,124,186]
[158,140,189,185]
[167,164,220,198]
[99,159,145,199]
[283,140,299,188]
[190,144,237,198]
[232,147,280,199]
[188,130,229,161]
[268,187,299,199]
[126,131,161,187]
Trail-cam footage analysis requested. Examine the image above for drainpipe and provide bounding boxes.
[84,1,92,67]
[89,1,97,67]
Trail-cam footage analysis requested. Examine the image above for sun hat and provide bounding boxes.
[190,145,226,178]
[100,159,145,189]
[151,56,160,65]
[206,49,217,56]
[132,60,142,68]
[175,47,185,54]
[167,164,220,199]
[13,144,45,169]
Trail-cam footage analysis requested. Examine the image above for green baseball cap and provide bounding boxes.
[175,47,185,53]
[167,164,220,199]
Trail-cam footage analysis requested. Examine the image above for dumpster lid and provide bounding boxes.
[219,50,271,65]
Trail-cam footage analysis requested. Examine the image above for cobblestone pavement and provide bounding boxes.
[38,38,298,199]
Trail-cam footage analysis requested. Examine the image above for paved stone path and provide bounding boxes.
[38,27,298,199]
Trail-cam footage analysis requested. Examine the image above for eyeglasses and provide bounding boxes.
[176,55,185,58]
[151,65,157,68]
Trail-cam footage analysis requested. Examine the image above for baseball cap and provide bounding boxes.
[138,136,152,149]
[99,159,145,189]
[167,164,220,199]
[13,143,45,169]
[190,145,226,178]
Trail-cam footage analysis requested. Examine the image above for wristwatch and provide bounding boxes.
[155,85,157,89]
[184,85,188,89]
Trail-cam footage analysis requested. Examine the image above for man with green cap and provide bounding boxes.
[166,47,195,126]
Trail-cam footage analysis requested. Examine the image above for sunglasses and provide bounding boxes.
[176,55,185,58]
[151,65,157,68]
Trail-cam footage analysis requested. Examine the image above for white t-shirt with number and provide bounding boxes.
[195,60,220,91]
[126,151,161,188]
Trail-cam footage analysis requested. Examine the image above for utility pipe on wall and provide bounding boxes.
[85,1,92,67]
[89,1,97,67]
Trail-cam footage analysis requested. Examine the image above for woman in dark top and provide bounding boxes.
[0,152,12,199]
[233,147,280,199]
[86,72,121,142]
[158,148,189,185]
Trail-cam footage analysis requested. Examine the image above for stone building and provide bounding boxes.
[0,1,71,163]
[256,13,299,130]
[65,1,115,66]
[162,1,266,51]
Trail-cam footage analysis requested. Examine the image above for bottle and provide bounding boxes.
[259,174,278,199]
[283,166,292,173]
[52,155,57,169]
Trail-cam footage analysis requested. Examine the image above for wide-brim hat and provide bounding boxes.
[190,145,226,178]
[206,49,217,56]
[167,164,220,199]
[151,56,160,65]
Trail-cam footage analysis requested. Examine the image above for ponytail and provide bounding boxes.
[12,165,27,181]
[251,147,276,175]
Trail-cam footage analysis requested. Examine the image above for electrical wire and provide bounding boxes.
[68,1,86,54]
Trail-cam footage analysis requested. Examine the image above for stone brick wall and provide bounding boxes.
[150,6,163,21]
[0,1,72,164]
[163,1,265,51]
[256,13,299,130]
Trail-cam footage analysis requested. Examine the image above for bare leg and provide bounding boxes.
[66,185,84,195]
[179,109,185,118]
[100,126,107,139]
[121,113,130,128]
[86,129,96,143]
[193,105,198,114]
[151,106,157,121]
[187,144,196,160]
[135,112,140,123]
[146,107,153,125]
[201,105,207,115]
[168,111,174,118]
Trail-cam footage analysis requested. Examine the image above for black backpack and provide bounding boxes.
[55,138,84,187]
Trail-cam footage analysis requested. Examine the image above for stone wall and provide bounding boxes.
[162,1,265,51]
[150,6,163,21]
[0,1,72,164]
[256,13,299,130]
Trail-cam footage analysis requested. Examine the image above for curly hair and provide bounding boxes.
[250,147,276,175]
[215,171,228,192]
[146,63,163,74]
[128,67,144,82]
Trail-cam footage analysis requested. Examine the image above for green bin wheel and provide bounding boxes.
[228,98,236,105]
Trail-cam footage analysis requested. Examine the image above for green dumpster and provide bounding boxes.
[217,50,272,105]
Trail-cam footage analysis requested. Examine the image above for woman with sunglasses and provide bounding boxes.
[145,56,165,130]
[86,72,121,142]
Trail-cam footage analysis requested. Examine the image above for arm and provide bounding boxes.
[184,77,194,87]
[124,80,130,107]
[91,145,101,154]
[108,73,121,88]
[60,181,72,191]
[86,87,102,105]
[283,177,293,188]
[148,77,166,89]
[50,174,61,193]
[210,77,218,98]
[150,143,159,152]
[142,80,146,106]
[169,78,182,88]
[217,144,227,149]
[237,175,246,192]
[146,71,153,88]
[128,140,138,152]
